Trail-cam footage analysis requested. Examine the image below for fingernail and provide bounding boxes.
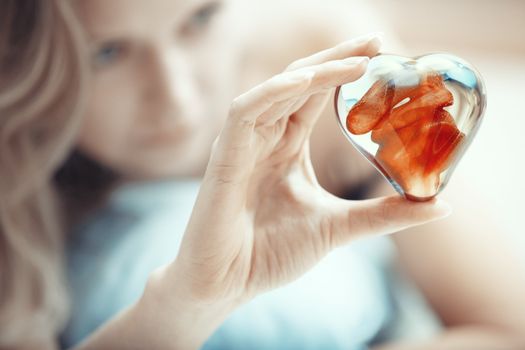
[371,32,384,48]
[356,31,384,47]
[287,70,316,82]
[342,56,369,66]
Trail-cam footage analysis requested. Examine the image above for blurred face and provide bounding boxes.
[73,0,239,180]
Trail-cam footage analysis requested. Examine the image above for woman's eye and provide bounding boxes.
[181,1,222,36]
[93,42,124,68]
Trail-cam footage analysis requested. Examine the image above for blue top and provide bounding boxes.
[60,180,399,349]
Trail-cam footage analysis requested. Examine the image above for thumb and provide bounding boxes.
[323,195,452,248]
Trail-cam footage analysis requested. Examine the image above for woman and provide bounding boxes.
[1,0,524,349]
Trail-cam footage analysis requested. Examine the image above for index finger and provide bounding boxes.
[286,32,383,71]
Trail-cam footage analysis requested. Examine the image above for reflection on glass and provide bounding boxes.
[335,53,487,201]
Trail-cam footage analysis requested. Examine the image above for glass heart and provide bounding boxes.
[334,53,487,201]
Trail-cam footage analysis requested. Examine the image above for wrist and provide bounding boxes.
[137,265,238,349]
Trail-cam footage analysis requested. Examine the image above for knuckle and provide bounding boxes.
[229,96,243,116]
[311,73,329,88]
[332,42,348,57]
[211,135,220,152]
[379,201,391,225]
[229,97,255,127]
[366,201,390,232]
[266,74,283,88]
[260,91,274,107]
[328,59,346,70]
[259,80,280,105]
[226,98,255,130]
[285,60,301,71]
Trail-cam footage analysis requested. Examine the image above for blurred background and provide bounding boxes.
[262,0,525,255]
[3,0,523,347]
[355,0,525,333]
[368,0,525,255]
[254,0,525,340]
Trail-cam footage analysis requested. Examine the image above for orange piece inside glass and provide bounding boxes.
[345,73,465,200]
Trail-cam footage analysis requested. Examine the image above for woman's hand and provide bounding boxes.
[144,33,452,348]
[172,32,450,299]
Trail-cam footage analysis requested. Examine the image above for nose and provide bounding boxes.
[142,45,200,128]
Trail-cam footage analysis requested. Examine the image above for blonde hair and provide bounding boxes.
[0,0,88,345]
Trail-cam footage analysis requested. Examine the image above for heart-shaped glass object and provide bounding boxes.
[335,53,486,201]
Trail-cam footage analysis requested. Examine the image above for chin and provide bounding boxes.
[114,131,215,181]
